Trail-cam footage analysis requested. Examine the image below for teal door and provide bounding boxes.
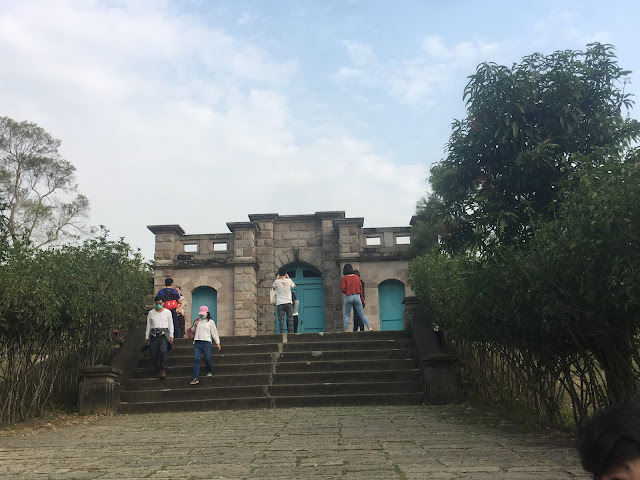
[192,286,218,326]
[274,265,325,333]
[379,280,405,331]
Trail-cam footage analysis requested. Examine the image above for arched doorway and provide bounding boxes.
[378,280,405,331]
[274,264,325,333]
[192,286,218,326]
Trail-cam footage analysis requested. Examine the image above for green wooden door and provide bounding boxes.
[274,265,325,333]
[378,280,405,331]
[192,286,218,326]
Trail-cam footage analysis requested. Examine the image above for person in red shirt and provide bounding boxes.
[340,263,372,332]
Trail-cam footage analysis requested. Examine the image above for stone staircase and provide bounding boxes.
[118,331,424,413]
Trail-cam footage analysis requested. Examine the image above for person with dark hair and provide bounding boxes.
[175,286,186,338]
[340,263,372,332]
[273,267,296,334]
[292,291,300,333]
[577,404,640,480]
[189,305,221,385]
[157,278,184,338]
[145,295,174,379]
[352,269,365,332]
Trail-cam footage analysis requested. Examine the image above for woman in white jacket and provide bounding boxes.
[189,305,221,385]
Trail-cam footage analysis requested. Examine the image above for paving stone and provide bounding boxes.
[0,405,589,479]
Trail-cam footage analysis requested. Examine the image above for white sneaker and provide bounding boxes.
[190,378,199,385]
[206,373,213,377]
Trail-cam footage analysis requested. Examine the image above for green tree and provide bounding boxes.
[0,116,89,248]
[409,44,640,423]
[416,43,639,256]
[0,231,151,425]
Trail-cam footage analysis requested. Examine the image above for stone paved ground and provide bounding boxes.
[0,405,589,480]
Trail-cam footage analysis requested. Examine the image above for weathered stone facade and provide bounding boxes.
[148,211,414,336]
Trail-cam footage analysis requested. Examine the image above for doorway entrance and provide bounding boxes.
[378,280,405,331]
[274,264,325,333]
[192,286,218,326]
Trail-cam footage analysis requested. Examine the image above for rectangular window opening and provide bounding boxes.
[366,236,381,246]
[213,242,228,252]
[395,236,411,245]
[184,243,198,253]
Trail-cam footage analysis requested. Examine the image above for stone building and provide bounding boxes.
[148,211,414,336]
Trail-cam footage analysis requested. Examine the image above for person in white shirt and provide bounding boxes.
[189,305,221,385]
[145,295,174,379]
[272,267,296,333]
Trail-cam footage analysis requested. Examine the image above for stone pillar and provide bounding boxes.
[335,217,364,262]
[147,224,186,291]
[318,212,346,331]
[403,296,461,404]
[249,214,278,334]
[77,365,123,416]
[227,221,260,336]
[403,296,441,356]
[421,354,462,404]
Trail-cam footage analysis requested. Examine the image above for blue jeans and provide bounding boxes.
[344,294,369,331]
[193,340,212,379]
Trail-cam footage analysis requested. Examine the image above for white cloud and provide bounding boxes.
[0,0,424,259]
[344,41,376,67]
[389,60,450,105]
[421,36,501,67]
[334,35,503,105]
[533,11,614,51]
[237,10,256,26]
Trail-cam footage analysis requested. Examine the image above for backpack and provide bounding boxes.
[160,287,179,310]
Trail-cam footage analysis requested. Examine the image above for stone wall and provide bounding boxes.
[148,211,414,335]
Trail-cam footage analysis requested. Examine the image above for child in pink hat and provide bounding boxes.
[189,305,221,385]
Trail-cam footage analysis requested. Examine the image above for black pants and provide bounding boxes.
[293,314,299,333]
[353,310,365,331]
[170,309,183,338]
[277,303,294,333]
[175,312,185,338]
[149,335,169,373]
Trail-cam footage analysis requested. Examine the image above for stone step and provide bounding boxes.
[137,352,277,367]
[196,331,412,346]
[128,362,273,378]
[124,369,421,391]
[168,338,413,354]
[137,348,415,369]
[268,381,422,397]
[271,369,421,384]
[118,392,422,414]
[168,342,279,354]
[275,358,417,373]
[273,349,415,362]
[118,396,272,414]
[124,373,272,390]
[118,331,424,413]
[280,339,414,352]
[120,381,420,404]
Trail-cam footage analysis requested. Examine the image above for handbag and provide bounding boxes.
[161,288,179,310]
[187,321,196,340]
[164,299,178,310]
[269,289,277,305]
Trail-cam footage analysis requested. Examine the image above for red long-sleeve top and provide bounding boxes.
[340,274,362,296]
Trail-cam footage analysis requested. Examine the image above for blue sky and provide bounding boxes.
[1,0,638,260]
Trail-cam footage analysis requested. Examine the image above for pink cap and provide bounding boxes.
[198,305,209,315]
